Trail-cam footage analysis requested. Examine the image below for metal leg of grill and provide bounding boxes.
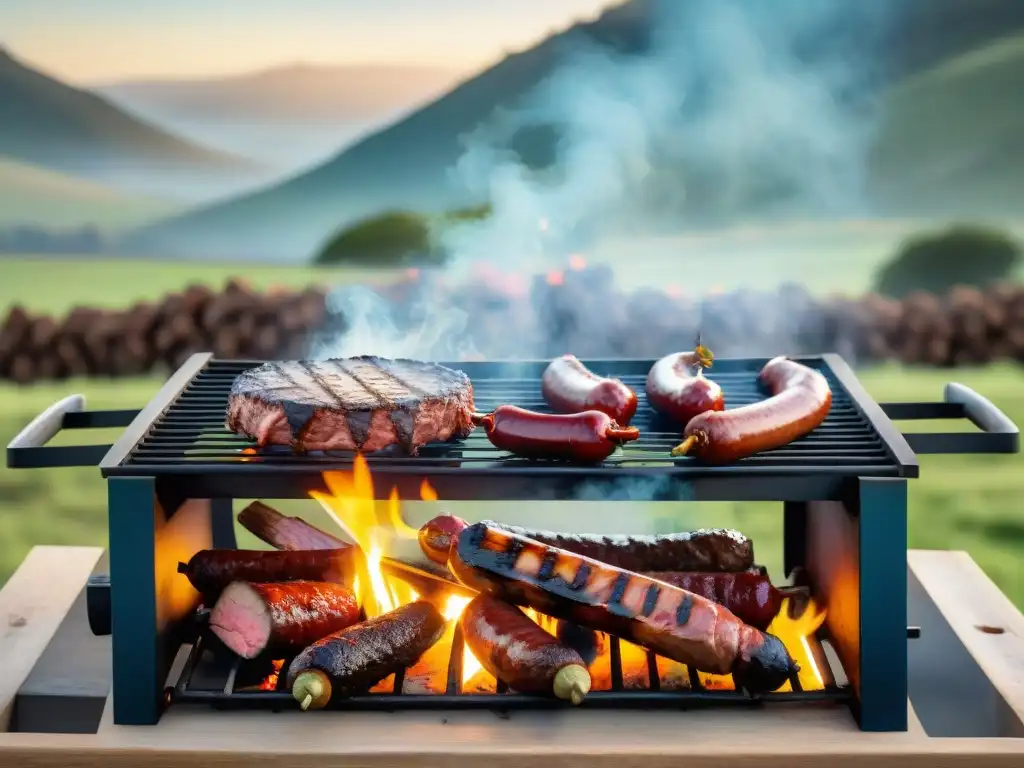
[108,476,163,726]
[856,477,908,732]
[783,501,808,578]
[210,498,237,549]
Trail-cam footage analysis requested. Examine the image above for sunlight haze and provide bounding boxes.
[3,0,616,83]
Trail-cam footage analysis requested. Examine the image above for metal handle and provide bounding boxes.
[880,383,1019,455]
[6,395,139,469]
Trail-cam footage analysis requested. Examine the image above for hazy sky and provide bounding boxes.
[4,0,616,84]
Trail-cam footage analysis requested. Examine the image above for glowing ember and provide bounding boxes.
[546,270,565,287]
[568,254,587,271]
[239,447,258,462]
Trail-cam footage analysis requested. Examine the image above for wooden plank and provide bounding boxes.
[0,546,104,731]
[0,546,1022,766]
[908,549,1024,725]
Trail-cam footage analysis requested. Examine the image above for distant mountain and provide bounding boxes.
[0,47,266,202]
[0,156,177,230]
[127,0,1024,261]
[94,64,463,171]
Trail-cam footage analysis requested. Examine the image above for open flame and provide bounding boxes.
[309,455,827,695]
[310,456,482,686]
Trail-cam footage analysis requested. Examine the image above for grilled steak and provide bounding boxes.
[226,357,475,453]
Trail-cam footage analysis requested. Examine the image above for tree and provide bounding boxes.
[873,224,1022,298]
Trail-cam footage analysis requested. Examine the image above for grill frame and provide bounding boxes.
[169,615,852,712]
[95,352,919,503]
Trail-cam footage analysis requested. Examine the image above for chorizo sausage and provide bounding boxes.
[447,522,797,693]
[473,406,639,463]
[208,581,360,660]
[645,341,724,427]
[237,500,350,551]
[672,357,832,463]
[178,548,356,598]
[542,355,638,425]
[461,594,591,703]
[418,514,469,566]
[287,600,447,710]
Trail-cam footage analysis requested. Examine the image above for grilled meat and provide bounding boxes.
[226,356,475,454]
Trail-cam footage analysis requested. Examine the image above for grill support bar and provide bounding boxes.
[856,477,909,732]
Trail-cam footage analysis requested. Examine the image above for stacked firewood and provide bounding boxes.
[0,280,327,384]
[2,276,1023,383]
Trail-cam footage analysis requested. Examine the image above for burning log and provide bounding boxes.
[237,501,350,551]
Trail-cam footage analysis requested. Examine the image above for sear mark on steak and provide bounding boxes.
[226,356,475,454]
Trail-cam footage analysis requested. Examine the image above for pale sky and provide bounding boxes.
[3,0,617,84]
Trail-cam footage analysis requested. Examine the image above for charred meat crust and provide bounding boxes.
[226,357,474,454]
[177,549,356,598]
[485,521,754,573]
[284,600,446,698]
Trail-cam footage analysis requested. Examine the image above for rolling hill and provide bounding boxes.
[0,156,177,230]
[126,0,1024,261]
[94,64,462,171]
[0,47,265,202]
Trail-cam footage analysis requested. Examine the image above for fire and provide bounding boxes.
[311,456,827,696]
[768,596,828,692]
[239,447,257,462]
[311,457,483,686]
[568,254,587,271]
[546,270,565,287]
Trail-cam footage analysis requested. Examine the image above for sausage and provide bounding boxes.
[419,514,753,573]
[542,355,638,425]
[473,406,640,463]
[480,520,754,573]
[418,514,469,566]
[237,500,350,551]
[671,357,832,463]
[645,342,724,426]
[447,522,797,693]
[286,600,447,710]
[643,572,807,631]
[461,594,591,703]
[177,549,357,598]
[208,581,360,660]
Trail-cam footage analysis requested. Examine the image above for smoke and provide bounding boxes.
[314,0,892,362]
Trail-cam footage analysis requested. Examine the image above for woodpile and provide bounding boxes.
[0,281,327,384]
[1,277,1023,383]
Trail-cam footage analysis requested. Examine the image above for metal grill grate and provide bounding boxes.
[170,619,851,712]
[99,354,917,500]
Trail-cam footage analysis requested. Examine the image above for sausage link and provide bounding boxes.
[419,515,753,572]
[287,601,447,710]
[419,515,469,565]
[542,355,638,425]
[178,549,356,598]
[645,344,724,427]
[461,595,591,703]
[448,522,796,693]
[643,572,806,631]
[208,581,360,660]
[672,357,832,463]
[474,406,639,463]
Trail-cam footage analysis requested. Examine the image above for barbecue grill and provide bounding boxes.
[7,352,1019,733]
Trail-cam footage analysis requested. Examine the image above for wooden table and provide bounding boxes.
[0,546,1022,767]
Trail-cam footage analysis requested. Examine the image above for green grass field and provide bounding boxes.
[0,255,393,315]
[1,365,1021,607]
